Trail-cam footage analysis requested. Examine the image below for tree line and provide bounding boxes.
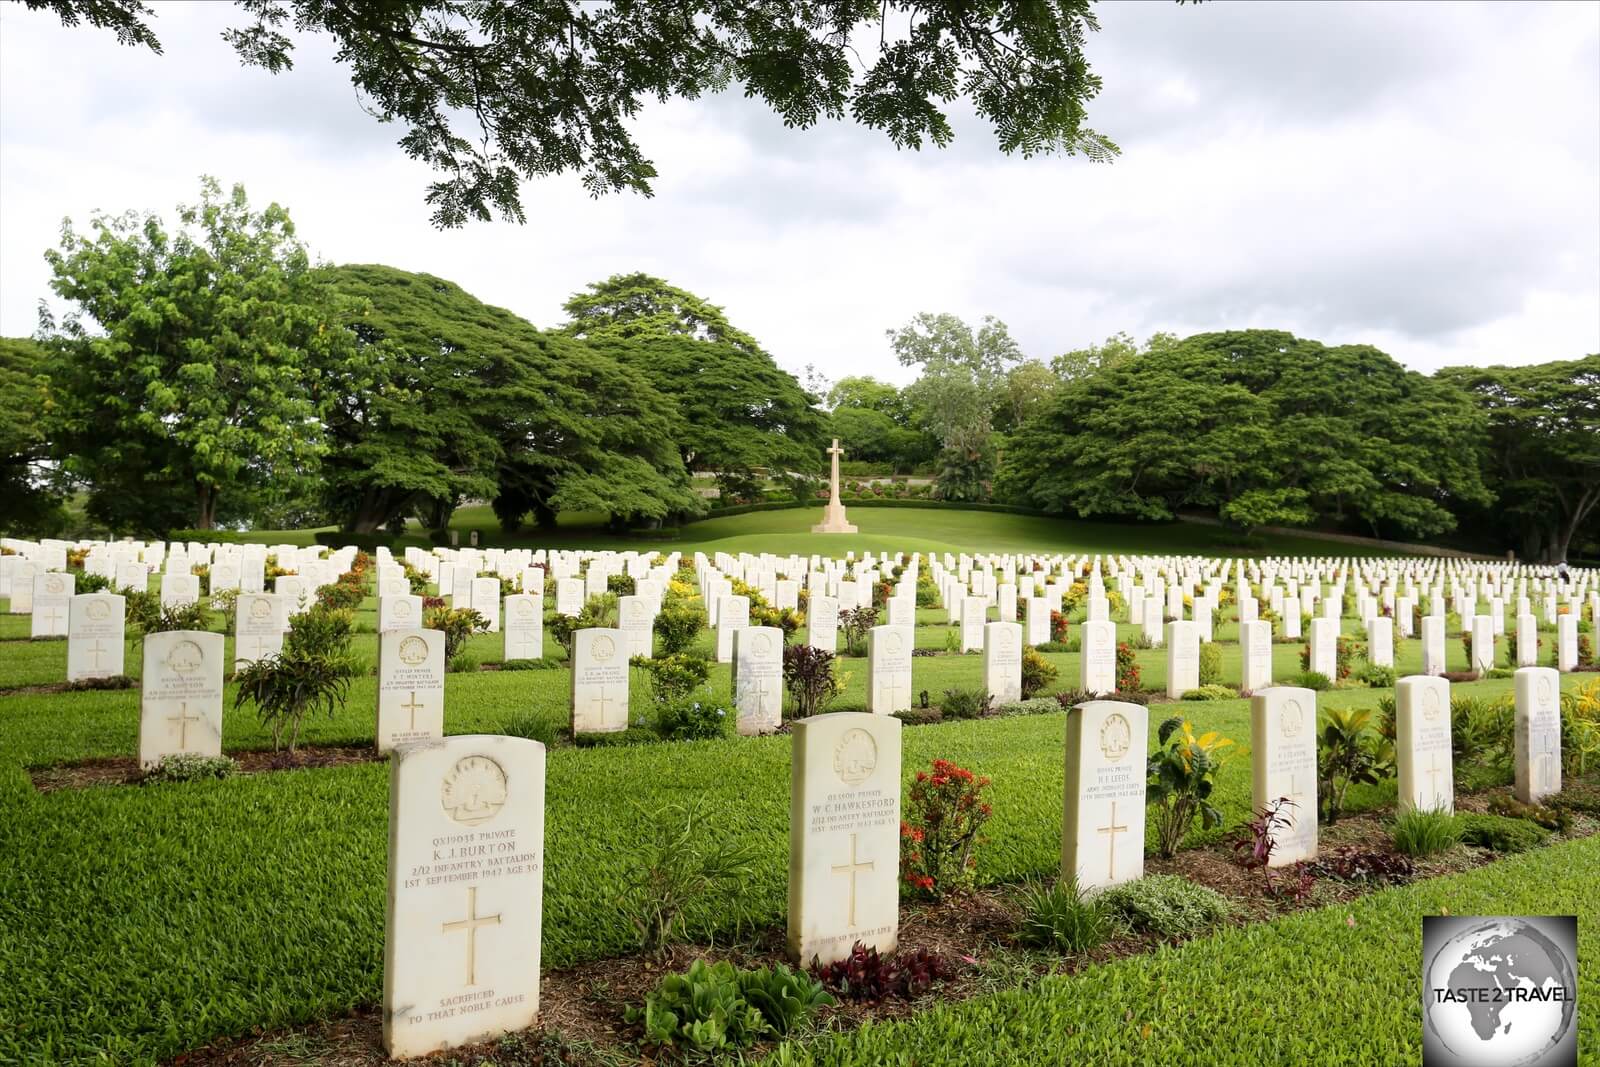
[2,180,1594,561]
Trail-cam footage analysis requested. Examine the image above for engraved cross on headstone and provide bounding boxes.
[831,832,875,929]
[168,702,202,748]
[441,885,502,986]
[401,691,425,731]
[86,639,107,668]
[1097,800,1129,880]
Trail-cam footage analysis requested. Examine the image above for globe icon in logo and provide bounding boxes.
[1425,918,1576,1065]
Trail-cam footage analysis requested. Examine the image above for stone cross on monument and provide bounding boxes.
[811,438,858,534]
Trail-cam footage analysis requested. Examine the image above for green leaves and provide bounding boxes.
[628,958,829,1054]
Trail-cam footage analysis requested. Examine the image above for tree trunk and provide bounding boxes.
[195,483,217,530]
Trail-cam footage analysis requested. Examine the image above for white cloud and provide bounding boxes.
[1,0,1594,385]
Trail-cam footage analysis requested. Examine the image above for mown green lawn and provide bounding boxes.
[767,833,1600,1066]
[242,503,1412,558]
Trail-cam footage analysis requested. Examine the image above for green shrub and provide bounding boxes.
[782,644,839,720]
[1486,793,1571,832]
[63,674,135,692]
[1145,717,1233,858]
[125,590,211,635]
[995,697,1062,717]
[839,606,878,656]
[1197,642,1223,686]
[1317,706,1393,824]
[627,959,831,1055]
[1457,813,1550,853]
[900,759,992,900]
[655,601,708,656]
[607,574,637,597]
[624,800,758,952]
[1390,809,1462,857]
[233,648,354,755]
[1549,781,1600,816]
[654,697,731,742]
[1018,877,1122,953]
[423,606,487,662]
[1020,647,1058,699]
[1180,684,1238,701]
[141,754,237,784]
[637,653,711,705]
[938,686,992,720]
[1355,664,1397,688]
[1293,671,1332,691]
[315,577,366,612]
[497,657,562,671]
[1098,875,1231,939]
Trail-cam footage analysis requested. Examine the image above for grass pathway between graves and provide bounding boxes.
[0,668,1579,1065]
[766,832,1600,1066]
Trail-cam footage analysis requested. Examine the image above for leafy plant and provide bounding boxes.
[735,963,833,1035]
[654,697,731,741]
[140,753,237,784]
[1232,797,1297,872]
[1180,684,1238,701]
[1019,647,1058,699]
[124,590,211,635]
[1146,716,1233,858]
[1197,641,1223,686]
[1115,642,1141,692]
[1292,670,1332,691]
[232,648,353,755]
[1457,813,1550,853]
[1390,808,1462,857]
[654,600,708,656]
[424,605,488,661]
[549,595,619,654]
[499,712,559,747]
[627,959,766,1055]
[811,942,953,1002]
[636,653,711,705]
[900,758,992,900]
[1306,846,1415,886]
[1354,664,1396,688]
[938,686,993,720]
[1486,793,1571,832]
[1316,707,1394,824]
[782,643,839,720]
[1097,875,1231,939]
[315,575,366,612]
[625,800,759,952]
[839,606,878,656]
[1017,877,1122,953]
[207,587,240,632]
[607,573,637,597]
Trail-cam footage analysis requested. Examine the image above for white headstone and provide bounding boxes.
[138,631,226,768]
[808,595,839,653]
[235,593,287,668]
[1421,615,1446,676]
[1395,675,1453,814]
[502,594,544,661]
[983,621,1023,705]
[379,594,426,635]
[867,625,914,714]
[787,713,901,966]
[1079,619,1117,696]
[1240,619,1273,693]
[383,734,545,1058]
[1250,686,1318,866]
[734,626,784,735]
[1165,620,1200,698]
[1514,667,1561,804]
[30,571,73,637]
[571,629,629,734]
[67,593,125,681]
[618,595,654,660]
[377,629,447,754]
[1061,700,1149,893]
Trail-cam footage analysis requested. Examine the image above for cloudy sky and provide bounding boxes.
[2,1,1596,385]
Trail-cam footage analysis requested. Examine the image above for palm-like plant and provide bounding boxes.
[1317,706,1394,824]
[1146,716,1234,857]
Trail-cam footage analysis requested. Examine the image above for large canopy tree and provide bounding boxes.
[998,330,1492,539]
[25,0,1126,225]
[44,177,344,533]
[562,274,826,477]
[1438,355,1600,562]
[321,264,700,533]
[0,338,66,536]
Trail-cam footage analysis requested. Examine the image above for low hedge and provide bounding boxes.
[164,529,258,544]
[686,499,1050,523]
[312,531,392,552]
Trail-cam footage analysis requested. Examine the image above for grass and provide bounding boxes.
[764,833,1600,1065]
[239,503,1414,559]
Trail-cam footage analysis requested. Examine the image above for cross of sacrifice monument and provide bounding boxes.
[831,832,875,928]
[441,885,502,986]
[811,438,859,534]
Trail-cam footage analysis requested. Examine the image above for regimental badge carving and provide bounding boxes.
[753,632,774,656]
[1281,698,1304,738]
[998,629,1015,650]
[87,599,110,621]
[1422,686,1442,722]
[398,635,429,666]
[166,639,204,674]
[591,634,617,662]
[628,601,646,621]
[441,755,508,825]
[1537,676,1554,706]
[833,728,878,786]
[248,597,272,621]
[1099,712,1132,763]
[393,600,412,618]
[884,632,903,656]
[44,574,65,595]
[517,600,535,619]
